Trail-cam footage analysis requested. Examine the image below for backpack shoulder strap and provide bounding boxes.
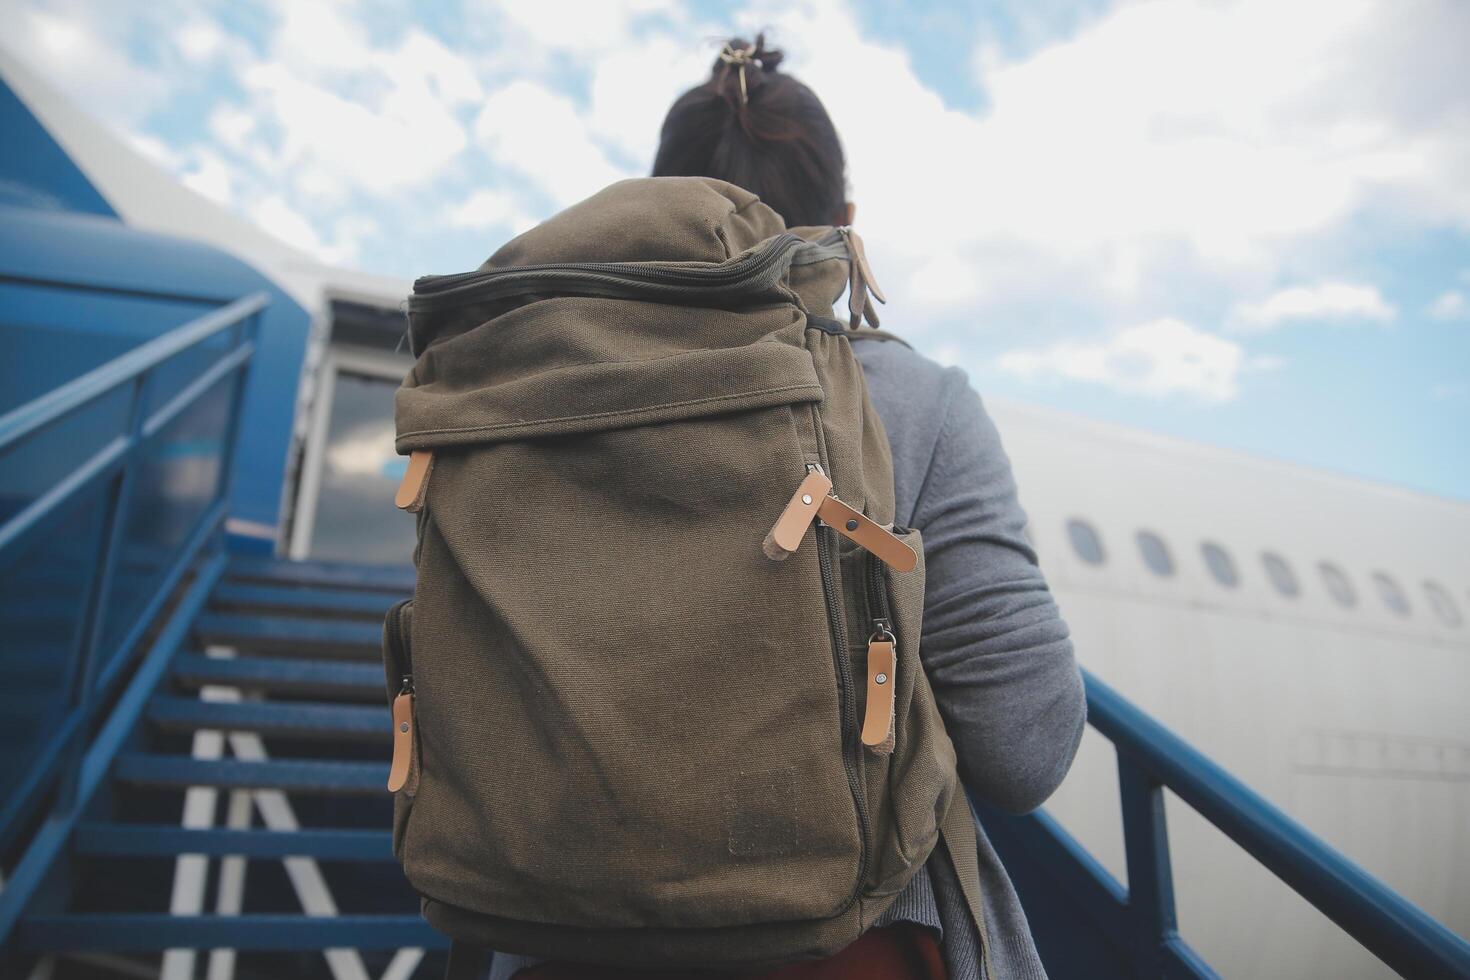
[805,314,912,349]
[846,328,912,349]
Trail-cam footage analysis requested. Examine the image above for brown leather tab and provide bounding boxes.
[861,637,896,752]
[387,690,417,793]
[847,245,865,330]
[815,496,917,572]
[763,470,833,560]
[845,228,886,305]
[394,451,434,511]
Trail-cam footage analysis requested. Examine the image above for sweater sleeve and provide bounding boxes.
[911,369,1086,815]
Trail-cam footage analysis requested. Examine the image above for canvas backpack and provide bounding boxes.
[383,177,986,971]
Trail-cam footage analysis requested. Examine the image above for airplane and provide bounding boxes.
[2,41,1465,980]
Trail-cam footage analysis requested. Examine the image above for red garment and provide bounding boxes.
[511,924,947,980]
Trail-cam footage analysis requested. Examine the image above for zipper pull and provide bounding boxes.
[861,622,896,754]
[815,495,917,572]
[763,468,834,560]
[388,675,419,794]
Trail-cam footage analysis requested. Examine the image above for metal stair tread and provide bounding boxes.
[170,653,383,697]
[15,913,446,951]
[147,694,386,739]
[114,753,387,794]
[73,823,393,860]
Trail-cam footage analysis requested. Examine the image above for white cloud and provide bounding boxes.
[473,81,632,208]
[7,8,170,127]
[252,195,375,265]
[180,151,234,206]
[1427,290,1467,321]
[174,20,224,63]
[485,0,682,57]
[729,0,1469,324]
[997,318,1252,401]
[1229,281,1396,332]
[447,188,538,235]
[587,34,713,162]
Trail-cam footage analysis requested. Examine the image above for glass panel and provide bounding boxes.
[98,375,231,673]
[0,488,106,803]
[1201,542,1238,588]
[309,371,417,565]
[1261,552,1299,597]
[0,385,130,527]
[1423,582,1461,627]
[1136,530,1174,577]
[1371,572,1410,617]
[1066,518,1105,566]
[1318,562,1356,607]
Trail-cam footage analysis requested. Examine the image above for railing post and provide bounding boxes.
[1118,751,1180,977]
[213,310,258,518]
[56,373,149,811]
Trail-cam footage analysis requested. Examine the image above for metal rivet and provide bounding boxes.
[801,494,813,505]
[400,722,410,733]
[846,519,859,531]
[876,673,888,685]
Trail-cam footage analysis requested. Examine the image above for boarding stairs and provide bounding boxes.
[1,297,1468,979]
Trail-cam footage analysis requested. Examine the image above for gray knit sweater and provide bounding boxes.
[489,336,1086,980]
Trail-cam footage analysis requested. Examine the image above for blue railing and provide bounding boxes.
[980,669,1470,979]
[0,292,265,857]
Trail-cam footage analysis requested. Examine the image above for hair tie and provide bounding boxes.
[718,42,761,105]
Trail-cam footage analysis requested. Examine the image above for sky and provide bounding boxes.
[3,0,1468,499]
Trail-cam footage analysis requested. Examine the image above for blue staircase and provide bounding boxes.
[1,299,1468,979]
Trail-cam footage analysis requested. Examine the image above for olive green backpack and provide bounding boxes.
[384,177,985,971]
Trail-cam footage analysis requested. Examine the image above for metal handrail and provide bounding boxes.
[0,292,268,452]
[0,292,267,855]
[1079,668,1470,978]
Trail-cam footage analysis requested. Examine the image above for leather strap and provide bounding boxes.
[845,227,886,305]
[395,450,434,511]
[763,470,833,559]
[815,496,917,572]
[387,690,417,794]
[860,637,896,752]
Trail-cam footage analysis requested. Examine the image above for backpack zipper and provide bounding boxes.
[409,233,815,312]
[806,458,873,913]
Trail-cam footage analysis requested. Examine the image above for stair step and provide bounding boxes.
[212,582,405,619]
[73,823,393,860]
[15,914,445,951]
[114,754,387,794]
[227,556,416,594]
[195,613,381,658]
[147,695,386,741]
[171,654,384,699]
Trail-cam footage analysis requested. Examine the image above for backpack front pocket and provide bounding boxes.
[381,598,418,857]
[394,315,872,931]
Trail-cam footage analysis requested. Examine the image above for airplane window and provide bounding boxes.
[1424,582,1462,627]
[1371,572,1411,616]
[1318,563,1356,607]
[1067,519,1105,565]
[1136,530,1174,576]
[1201,542,1239,588]
[1261,552,1300,597]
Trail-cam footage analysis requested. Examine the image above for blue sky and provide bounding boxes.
[4,0,1468,498]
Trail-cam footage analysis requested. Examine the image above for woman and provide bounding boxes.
[491,35,1086,980]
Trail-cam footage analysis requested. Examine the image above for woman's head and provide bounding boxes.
[652,34,850,228]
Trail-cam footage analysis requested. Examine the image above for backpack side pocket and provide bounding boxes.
[382,598,418,857]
